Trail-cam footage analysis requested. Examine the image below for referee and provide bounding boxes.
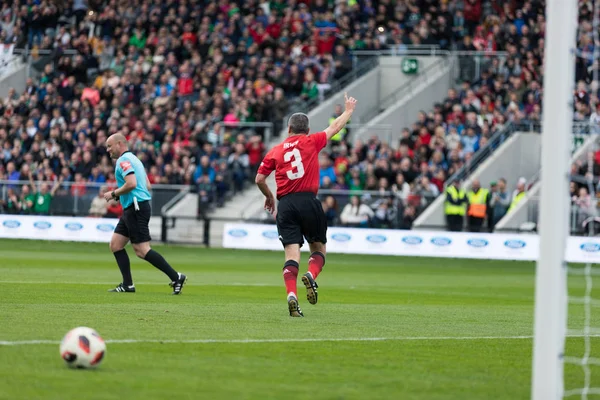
[103,133,187,294]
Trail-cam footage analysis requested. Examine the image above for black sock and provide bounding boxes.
[113,249,133,286]
[144,249,179,281]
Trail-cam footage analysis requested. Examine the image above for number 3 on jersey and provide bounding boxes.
[284,148,305,180]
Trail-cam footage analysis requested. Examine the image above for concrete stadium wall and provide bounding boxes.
[306,67,380,135]
[413,132,543,230]
[351,57,454,144]
[378,56,441,107]
[305,56,446,136]
[0,60,26,99]
[494,134,599,231]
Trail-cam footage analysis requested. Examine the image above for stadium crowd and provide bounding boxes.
[316,0,600,230]
[0,0,598,232]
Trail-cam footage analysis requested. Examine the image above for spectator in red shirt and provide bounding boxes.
[70,173,87,197]
[266,15,282,39]
[181,23,197,46]
[316,29,337,55]
[246,135,265,174]
[463,0,482,34]
[147,166,160,185]
[177,63,194,98]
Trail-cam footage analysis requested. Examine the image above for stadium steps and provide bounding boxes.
[494,134,599,232]
[148,193,205,245]
[350,56,456,143]
[285,53,453,140]
[207,185,267,246]
[412,132,543,230]
[150,186,266,247]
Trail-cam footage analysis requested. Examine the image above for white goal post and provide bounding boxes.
[531,0,579,398]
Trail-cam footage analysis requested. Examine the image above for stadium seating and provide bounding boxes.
[0,0,597,232]
[0,0,398,216]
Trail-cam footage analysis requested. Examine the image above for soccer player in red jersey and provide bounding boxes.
[255,92,358,317]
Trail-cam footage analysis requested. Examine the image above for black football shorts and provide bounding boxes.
[276,192,327,247]
[114,200,152,244]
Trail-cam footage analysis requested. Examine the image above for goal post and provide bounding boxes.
[531,0,579,398]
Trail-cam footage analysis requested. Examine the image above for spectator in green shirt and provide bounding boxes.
[29,173,61,215]
[19,185,35,214]
[300,70,319,101]
[128,28,146,50]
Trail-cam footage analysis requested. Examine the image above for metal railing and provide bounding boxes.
[12,47,79,81]
[242,188,438,230]
[351,49,509,83]
[445,122,517,185]
[508,121,595,135]
[0,180,189,217]
[508,195,600,235]
[222,121,274,145]
[446,122,597,187]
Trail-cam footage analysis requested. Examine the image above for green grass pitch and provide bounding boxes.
[1,239,600,399]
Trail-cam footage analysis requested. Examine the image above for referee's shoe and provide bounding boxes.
[108,283,136,293]
[170,273,187,295]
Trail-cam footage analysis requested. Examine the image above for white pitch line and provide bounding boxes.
[0,280,274,287]
[3,334,600,346]
[0,336,523,346]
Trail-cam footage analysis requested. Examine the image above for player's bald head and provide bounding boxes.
[288,113,310,135]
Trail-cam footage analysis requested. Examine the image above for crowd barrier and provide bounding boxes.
[222,223,600,263]
[0,215,118,243]
[3,216,600,263]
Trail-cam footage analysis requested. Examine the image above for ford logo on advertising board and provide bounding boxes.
[65,222,83,231]
[366,235,387,243]
[331,233,351,242]
[33,221,51,230]
[580,243,600,253]
[96,224,115,232]
[2,220,20,228]
[228,229,248,238]
[262,230,279,239]
[504,240,526,249]
[401,236,423,245]
[431,237,452,246]
[467,238,488,248]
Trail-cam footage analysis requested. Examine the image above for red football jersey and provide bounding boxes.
[257,132,327,199]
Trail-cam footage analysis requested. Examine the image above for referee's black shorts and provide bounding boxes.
[276,192,327,247]
[114,200,152,244]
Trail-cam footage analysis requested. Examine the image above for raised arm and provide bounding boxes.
[28,171,36,193]
[50,177,62,197]
[324,92,357,140]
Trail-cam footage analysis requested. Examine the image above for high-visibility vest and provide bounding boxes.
[445,186,466,216]
[329,116,349,142]
[467,188,489,218]
[508,191,526,212]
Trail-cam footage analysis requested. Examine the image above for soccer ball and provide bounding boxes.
[59,327,106,369]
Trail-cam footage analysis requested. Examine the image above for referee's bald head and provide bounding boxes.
[108,133,128,144]
[106,133,129,159]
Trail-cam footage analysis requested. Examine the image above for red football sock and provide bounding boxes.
[283,261,299,296]
[308,252,325,280]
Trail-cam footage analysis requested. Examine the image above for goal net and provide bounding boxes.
[533,0,600,399]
